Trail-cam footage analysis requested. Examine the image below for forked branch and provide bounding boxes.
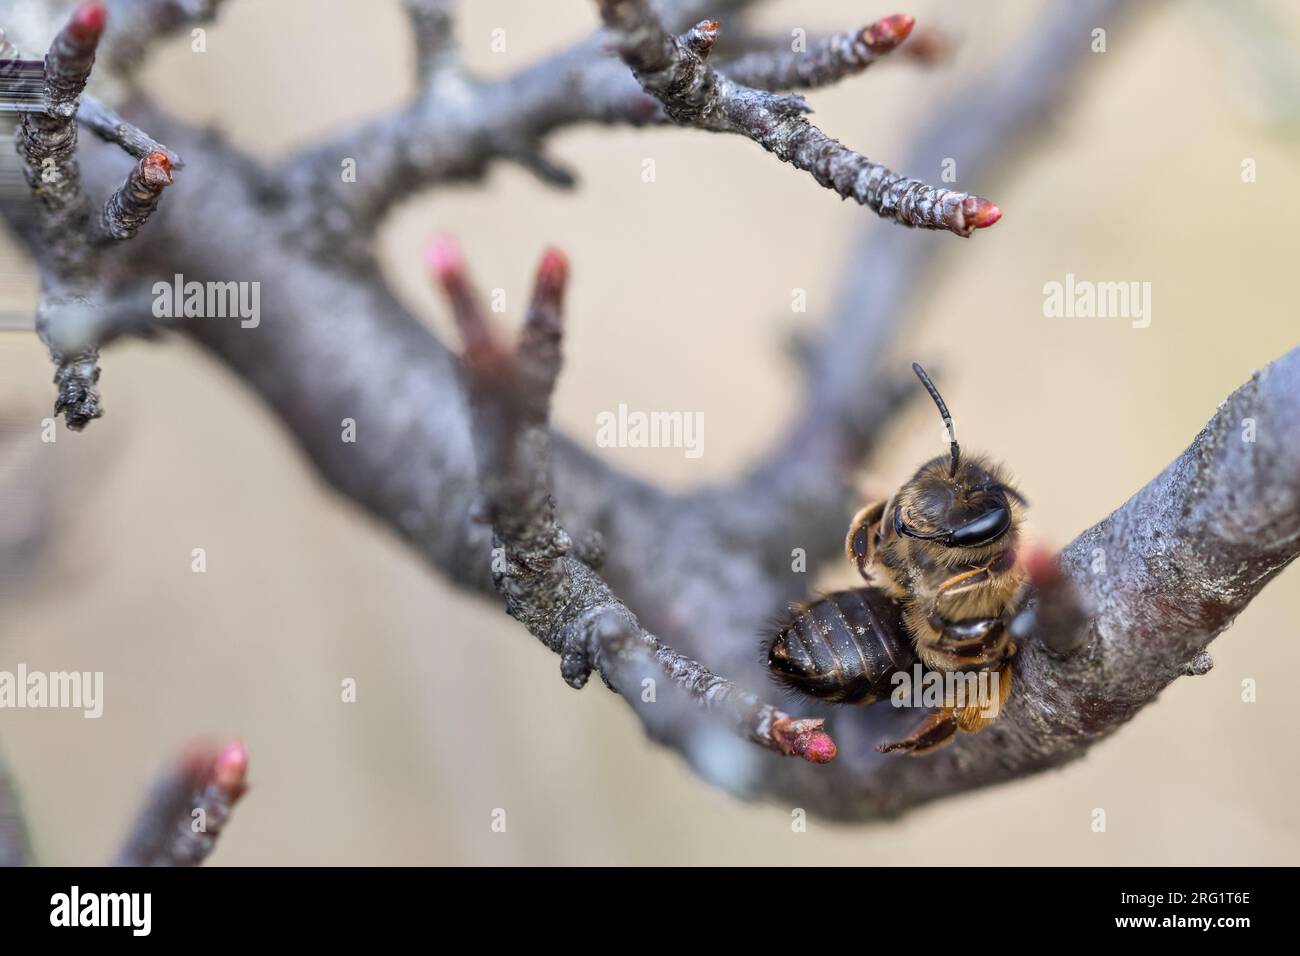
[431,239,836,764]
[11,1,180,429]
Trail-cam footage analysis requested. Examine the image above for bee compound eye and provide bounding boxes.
[948,505,1011,547]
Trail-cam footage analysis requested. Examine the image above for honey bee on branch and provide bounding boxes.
[768,363,1028,755]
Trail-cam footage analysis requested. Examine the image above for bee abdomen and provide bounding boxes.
[768,588,914,704]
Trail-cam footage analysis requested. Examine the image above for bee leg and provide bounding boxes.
[877,707,959,755]
[880,663,1013,754]
[935,565,991,599]
[955,661,1013,734]
[845,501,886,580]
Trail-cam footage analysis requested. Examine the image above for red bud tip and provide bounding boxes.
[141,151,173,186]
[68,2,107,44]
[800,732,838,764]
[212,740,249,796]
[536,246,568,289]
[773,716,838,764]
[688,19,720,55]
[964,196,1002,230]
[863,14,915,51]
[424,235,464,285]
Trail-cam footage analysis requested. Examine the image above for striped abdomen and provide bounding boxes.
[767,588,915,703]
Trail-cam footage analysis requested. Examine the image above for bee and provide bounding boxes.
[767,363,1028,755]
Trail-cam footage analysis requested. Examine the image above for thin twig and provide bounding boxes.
[16,1,105,275]
[721,14,916,90]
[77,94,182,167]
[596,1,1001,236]
[100,149,172,240]
[113,740,248,867]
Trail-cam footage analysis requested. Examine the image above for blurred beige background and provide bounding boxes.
[1,0,1298,864]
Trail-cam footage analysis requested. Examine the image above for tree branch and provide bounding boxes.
[277,41,657,266]
[12,2,181,429]
[7,0,1285,833]
[276,0,929,267]
[78,0,1169,818]
[596,1,1000,236]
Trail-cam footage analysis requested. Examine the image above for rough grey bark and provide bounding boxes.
[99,146,170,239]
[2,0,1292,843]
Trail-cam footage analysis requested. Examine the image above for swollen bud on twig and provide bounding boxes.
[961,195,1002,230]
[101,150,174,240]
[41,1,106,117]
[115,738,250,866]
[424,233,464,286]
[861,13,916,53]
[425,235,501,366]
[771,715,838,764]
[530,247,569,315]
[210,739,249,799]
[685,19,720,59]
[140,150,173,187]
[68,2,108,45]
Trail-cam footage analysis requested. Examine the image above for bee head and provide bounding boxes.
[895,364,1026,553]
[895,456,1021,550]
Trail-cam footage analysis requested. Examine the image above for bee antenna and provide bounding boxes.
[912,362,960,476]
